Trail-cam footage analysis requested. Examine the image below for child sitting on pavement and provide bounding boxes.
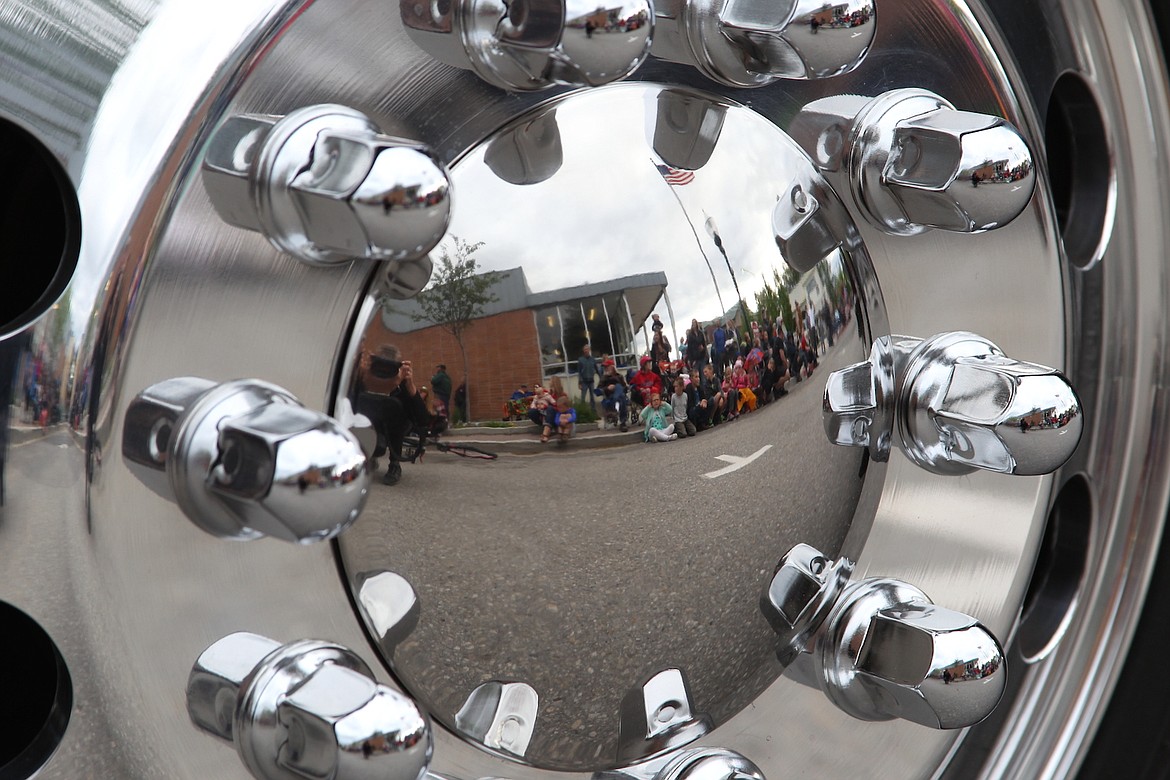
[639,392,677,442]
[542,395,576,443]
[670,377,698,438]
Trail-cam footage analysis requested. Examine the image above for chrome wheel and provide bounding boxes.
[1,1,1168,778]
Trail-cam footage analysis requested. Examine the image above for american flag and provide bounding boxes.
[655,163,695,186]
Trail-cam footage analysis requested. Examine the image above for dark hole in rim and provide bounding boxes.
[1045,72,1113,270]
[1018,474,1092,663]
[0,119,81,340]
[0,602,72,778]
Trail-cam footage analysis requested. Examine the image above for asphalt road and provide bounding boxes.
[340,337,867,770]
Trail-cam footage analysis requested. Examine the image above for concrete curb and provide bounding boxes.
[442,428,643,455]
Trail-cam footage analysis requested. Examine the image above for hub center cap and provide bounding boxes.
[337,82,878,770]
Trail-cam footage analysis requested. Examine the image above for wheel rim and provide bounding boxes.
[0,0,1168,778]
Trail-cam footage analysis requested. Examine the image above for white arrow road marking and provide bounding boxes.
[703,444,773,479]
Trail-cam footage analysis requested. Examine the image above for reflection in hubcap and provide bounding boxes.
[337,83,883,770]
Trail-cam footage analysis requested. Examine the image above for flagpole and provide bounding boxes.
[652,157,726,319]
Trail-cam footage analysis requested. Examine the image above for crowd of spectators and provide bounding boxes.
[503,298,850,444]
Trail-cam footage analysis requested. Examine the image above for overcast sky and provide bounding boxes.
[444,83,850,347]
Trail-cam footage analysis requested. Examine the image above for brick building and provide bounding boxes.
[365,268,669,421]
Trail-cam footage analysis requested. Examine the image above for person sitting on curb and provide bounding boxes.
[527,384,554,427]
[504,383,532,420]
[698,363,726,427]
[630,356,664,407]
[730,359,757,414]
[599,360,631,432]
[542,394,576,443]
[670,376,698,438]
[758,357,790,402]
[639,392,677,442]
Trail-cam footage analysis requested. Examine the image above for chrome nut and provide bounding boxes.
[202,105,451,265]
[188,633,433,780]
[791,89,1037,236]
[289,132,451,262]
[355,571,422,657]
[650,91,727,171]
[652,0,874,88]
[885,108,1036,232]
[787,93,872,172]
[203,106,378,261]
[202,115,277,234]
[820,579,1006,730]
[771,182,843,273]
[822,336,916,461]
[822,332,1081,477]
[379,254,436,301]
[656,748,766,780]
[759,544,852,665]
[210,401,371,543]
[717,0,875,81]
[277,663,432,780]
[854,601,1007,729]
[822,358,877,448]
[124,378,371,542]
[401,0,653,91]
[618,668,712,763]
[852,89,1035,235]
[898,332,1083,476]
[484,109,564,185]
[186,632,282,742]
[454,681,539,757]
[122,376,217,497]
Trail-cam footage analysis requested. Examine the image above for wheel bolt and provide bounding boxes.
[651,0,875,88]
[203,104,451,265]
[401,0,654,91]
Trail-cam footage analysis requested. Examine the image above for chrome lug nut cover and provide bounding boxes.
[792,88,1036,235]
[203,104,452,265]
[401,0,654,91]
[759,542,852,664]
[898,332,1083,476]
[821,580,1006,730]
[652,0,875,88]
[821,335,917,461]
[123,377,370,542]
[655,748,765,780]
[188,632,432,780]
[763,546,1006,730]
[823,332,1082,476]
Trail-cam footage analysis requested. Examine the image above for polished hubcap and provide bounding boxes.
[2,0,1170,778]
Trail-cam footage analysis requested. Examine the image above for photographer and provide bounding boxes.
[355,344,429,486]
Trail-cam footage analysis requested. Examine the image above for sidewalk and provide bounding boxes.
[442,419,642,455]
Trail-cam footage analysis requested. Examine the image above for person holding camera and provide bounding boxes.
[355,344,429,486]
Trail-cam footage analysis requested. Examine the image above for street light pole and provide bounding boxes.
[705,216,751,337]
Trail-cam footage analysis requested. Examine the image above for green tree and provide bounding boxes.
[782,263,802,291]
[755,282,779,326]
[400,236,499,421]
[761,268,796,334]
